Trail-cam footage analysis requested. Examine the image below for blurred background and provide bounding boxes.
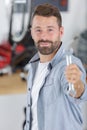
[0,0,87,130]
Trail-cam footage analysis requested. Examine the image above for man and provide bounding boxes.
[25,3,87,130]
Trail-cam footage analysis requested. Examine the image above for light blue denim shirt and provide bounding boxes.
[26,44,87,130]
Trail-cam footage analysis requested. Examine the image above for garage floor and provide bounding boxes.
[0,72,27,95]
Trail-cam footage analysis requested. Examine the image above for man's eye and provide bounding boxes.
[48,29,53,32]
[36,30,41,32]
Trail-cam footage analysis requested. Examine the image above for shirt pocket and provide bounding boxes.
[40,78,58,106]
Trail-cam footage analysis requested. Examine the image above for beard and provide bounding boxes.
[35,39,61,55]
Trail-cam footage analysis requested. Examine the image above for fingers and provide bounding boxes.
[65,64,81,84]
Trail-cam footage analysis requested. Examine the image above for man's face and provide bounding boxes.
[31,15,64,55]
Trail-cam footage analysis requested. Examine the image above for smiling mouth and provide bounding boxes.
[39,42,51,47]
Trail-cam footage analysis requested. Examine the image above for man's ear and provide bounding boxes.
[60,26,64,37]
[30,27,33,38]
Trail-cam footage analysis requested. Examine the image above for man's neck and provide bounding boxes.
[39,51,56,63]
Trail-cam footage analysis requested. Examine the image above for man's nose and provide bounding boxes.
[40,31,48,39]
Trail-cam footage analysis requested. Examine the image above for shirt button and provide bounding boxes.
[28,104,31,107]
[28,88,31,91]
[27,120,30,123]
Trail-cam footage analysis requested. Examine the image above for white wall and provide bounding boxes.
[61,0,87,47]
[0,0,9,42]
[83,102,87,130]
[0,94,27,130]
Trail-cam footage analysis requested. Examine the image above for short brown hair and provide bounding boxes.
[31,3,62,27]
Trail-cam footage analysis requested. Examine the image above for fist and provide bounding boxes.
[65,64,81,85]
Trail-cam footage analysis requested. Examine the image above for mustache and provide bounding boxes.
[38,40,53,44]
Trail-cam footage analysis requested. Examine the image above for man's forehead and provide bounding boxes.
[32,15,58,27]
